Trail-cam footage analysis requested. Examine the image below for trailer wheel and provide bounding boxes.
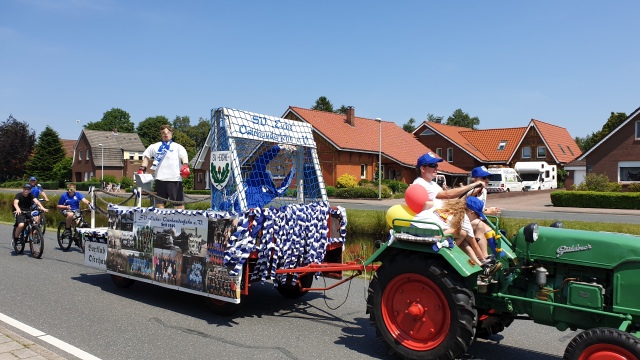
[206,298,240,316]
[475,310,514,339]
[367,253,476,360]
[563,328,640,360]
[111,274,135,288]
[276,273,313,299]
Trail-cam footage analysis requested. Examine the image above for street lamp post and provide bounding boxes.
[375,118,382,200]
[98,144,104,181]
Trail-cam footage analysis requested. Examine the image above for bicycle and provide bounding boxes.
[31,199,47,234]
[57,209,90,252]
[12,209,45,259]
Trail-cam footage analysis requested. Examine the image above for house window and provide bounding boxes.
[130,154,134,160]
[79,150,83,161]
[138,155,143,160]
[522,147,531,159]
[84,172,88,181]
[89,171,94,179]
[436,148,442,157]
[86,149,90,160]
[379,165,385,180]
[446,148,453,162]
[619,161,640,182]
[360,164,367,179]
[636,121,640,139]
[567,146,574,156]
[497,141,507,150]
[537,146,546,158]
[197,173,203,183]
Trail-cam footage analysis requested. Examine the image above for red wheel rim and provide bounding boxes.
[381,272,450,351]
[579,344,637,360]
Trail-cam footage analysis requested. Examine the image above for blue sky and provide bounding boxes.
[1,0,639,141]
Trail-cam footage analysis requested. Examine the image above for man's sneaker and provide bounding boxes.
[63,228,72,237]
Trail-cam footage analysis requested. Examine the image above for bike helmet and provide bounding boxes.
[23,183,32,189]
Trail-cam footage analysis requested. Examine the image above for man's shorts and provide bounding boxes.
[155,180,184,204]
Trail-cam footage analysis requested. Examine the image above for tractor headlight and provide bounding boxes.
[523,223,539,243]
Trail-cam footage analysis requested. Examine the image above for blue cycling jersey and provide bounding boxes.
[58,191,85,210]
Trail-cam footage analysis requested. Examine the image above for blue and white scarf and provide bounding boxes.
[151,141,172,171]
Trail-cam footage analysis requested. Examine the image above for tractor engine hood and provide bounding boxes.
[515,226,640,269]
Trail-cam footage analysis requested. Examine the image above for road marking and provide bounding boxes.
[0,312,101,360]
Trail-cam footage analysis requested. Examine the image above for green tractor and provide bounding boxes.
[365,217,640,360]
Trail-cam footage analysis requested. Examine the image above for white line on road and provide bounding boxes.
[0,312,101,360]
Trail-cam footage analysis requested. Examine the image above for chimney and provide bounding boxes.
[346,106,355,126]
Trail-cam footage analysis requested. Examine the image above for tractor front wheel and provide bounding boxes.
[367,253,476,360]
[564,328,640,360]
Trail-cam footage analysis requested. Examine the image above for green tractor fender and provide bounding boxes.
[364,218,485,277]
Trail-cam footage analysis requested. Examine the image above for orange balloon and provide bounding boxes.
[405,184,430,214]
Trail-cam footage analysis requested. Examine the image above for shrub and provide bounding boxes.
[605,182,622,192]
[120,176,134,190]
[361,182,392,198]
[358,179,370,186]
[575,173,611,192]
[336,174,358,189]
[325,186,336,197]
[383,179,408,194]
[627,183,640,192]
[335,186,378,198]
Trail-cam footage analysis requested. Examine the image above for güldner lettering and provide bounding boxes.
[556,244,592,257]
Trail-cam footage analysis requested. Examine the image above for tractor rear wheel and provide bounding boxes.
[563,328,640,360]
[367,253,477,360]
[111,274,135,288]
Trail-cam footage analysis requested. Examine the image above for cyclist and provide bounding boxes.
[13,184,48,243]
[28,176,49,225]
[57,184,94,237]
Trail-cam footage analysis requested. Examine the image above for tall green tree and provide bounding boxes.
[311,96,334,113]
[335,105,349,115]
[172,115,191,133]
[85,108,135,132]
[25,126,65,181]
[0,115,36,181]
[402,117,416,133]
[426,113,443,123]
[173,130,197,161]
[186,117,211,151]
[51,157,73,185]
[136,116,171,147]
[574,111,627,152]
[445,108,480,129]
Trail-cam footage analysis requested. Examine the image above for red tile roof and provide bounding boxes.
[421,122,490,161]
[461,127,527,162]
[286,107,468,175]
[525,119,582,163]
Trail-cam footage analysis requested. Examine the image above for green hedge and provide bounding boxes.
[335,186,380,199]
[551,190,640,210]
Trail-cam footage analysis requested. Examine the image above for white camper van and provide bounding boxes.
[514,161,557,191]
[486,167,523,193]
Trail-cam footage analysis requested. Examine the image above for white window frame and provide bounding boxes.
[129,153,134,160]
[636,120,640,140]
[497,141,507,150]
[522,146,531,159]
[360,164,367,179]
[619,161,640,183]
[89,171,94,179]
[84,172,88,181]
[446,148,453,162]
[86,149,90,160]
[436,148,442,157]
[537,146,546,158]
[79,150,83,161]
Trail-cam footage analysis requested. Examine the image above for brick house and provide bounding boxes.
[570,105,640,188]
[190,106,468,190]
[72,129,146,182]
[414,119,581,176]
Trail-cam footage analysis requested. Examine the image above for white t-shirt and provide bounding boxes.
[143,142,188,181]
[412,177,473,236]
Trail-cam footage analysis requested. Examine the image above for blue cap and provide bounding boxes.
[29,176,37,181]
[466,197,487,222]
[416,152,444,167]
[471,166,491,178]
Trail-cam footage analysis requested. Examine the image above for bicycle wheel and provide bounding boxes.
[12,228,25,255]
[57,222,72,251]
[75,231,85,253]
[29,226,44,259]
[39,214,46,234]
